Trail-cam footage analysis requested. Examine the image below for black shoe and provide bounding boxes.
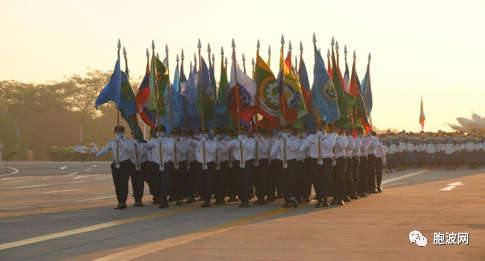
[185,197,196,204]
[283,202,291,208]
[343,197,352,203]
[253,200,262,205]
[228,197,238,202]
[151,197,159,204]
[371,190,379,194]
[213,200,223,205]
[330,198,338,205]
[358,193,368,198]
[337,198,345,206]
[322,198,330,207]
[158,200,169,208]
[168,196,176,202]
[296,198,304,204]
[377,187,383,193]
[200,201,211,207]
[304,197,311,203]
[291,199,299,208]
[315,200,323,208]
[268,196,275,202]
[175,200,183,206]
[114,203,123,209]
[198,197,204,202]
[239,201,250,208]
[351,194,360,200]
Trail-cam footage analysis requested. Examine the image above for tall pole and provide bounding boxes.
[116,39,121,166]
[313,33,322,163]
[281,35,286,132]
[268,45,271,68]
[231,39,241,132]
[124,47,139,170]
[182,50,188,136]
[165,45,175,133]
[336,40,340,68]
[242,53,246,74]
[198,39,204,134]
[255,39,260,134]
[368,53,372,129]
[208,43,217,134]
[152,40,160,127]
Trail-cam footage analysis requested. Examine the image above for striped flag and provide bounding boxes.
[420,97,425,130]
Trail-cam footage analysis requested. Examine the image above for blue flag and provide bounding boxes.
[205,58,229,130]
[311,46,340,123]
[179,62,202,134]
[158,66,184,134]
[95,58,138,118]
[299,59,316,134]
[361,64,372,118]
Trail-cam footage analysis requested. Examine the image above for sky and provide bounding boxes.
[1,0,485,132]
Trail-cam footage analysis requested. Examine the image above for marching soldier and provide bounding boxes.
[358,127,370,197]
[366,130,378,194]
[374,133,386,193]
[129,132,148,206]
[190,127,217,207]
[213,128,231,205]
[254,128,271,205]
[331,124,348,206]
[174,129,189,206]
[96,126,135,210]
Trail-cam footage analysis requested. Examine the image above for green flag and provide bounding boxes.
[218,61,236,132]
[148,55,168,117]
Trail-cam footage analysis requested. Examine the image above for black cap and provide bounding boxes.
[114,126,125,132]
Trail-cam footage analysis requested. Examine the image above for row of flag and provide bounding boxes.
[95,35,375,141]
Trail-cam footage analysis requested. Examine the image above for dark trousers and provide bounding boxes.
[375,157,383,189]
[170,162,179,198]
[131,161,148,201]
[308,158,323,200]
[345,157,353,198]
[147,161,160,199]
[276,160,284,196]
[227,163,238,198]
[358,156,368,194]
[301,158,312,198]
[214,161,229,201]
[176,161,189,201]
[186,162,197,198]
[322,158,334,198]
[235,160,254,202]
[254,159,269,200]
[111,160,134,204]
[333,157,347,198]
[445,154,455,168]
[267,160,278,198]
[280,159,298,203]
[197,162,215,202]
[367,154,376,192]
[157,162,172,203]
[351,156,360,195]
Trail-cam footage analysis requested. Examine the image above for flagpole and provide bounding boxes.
[221,47,228,136]
[198,40,205,134]
[242,54,246,75]
[231,39,241,132]
[268,45,271,68]
[208,43,216,134]
[123,47,139,169]
[313,33,323,163]
[255,40,260,135]
[281,35,286,132]
[336,41,340,68]
[116,39,121,167]
[152,40,160,127]
[367,53,372,129]
[165,45,175,134]
[182,50,188,136]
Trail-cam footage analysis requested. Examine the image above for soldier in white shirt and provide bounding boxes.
[367,131,379,194]
[358,127,371,197]
[350,128,361,200]
[225,129,239,203]
[79,143,88,163]
[253,128,271,205]
[142,126,174,209]
[213,128,231,205]
[190,127,217,207]
[172,128,189,206]
[96,126,135,210]
[271,124,300,208]
[266,132,278,202]
[297,126,312,203]
[344,127,355,202]
[331,124,348,206]
[184,130,198,204]
[229,125,256,208]
[374,133,386,193]
[128,132,148,206]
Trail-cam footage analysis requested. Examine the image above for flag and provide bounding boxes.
[80,124,83,143]
[156,65,184,134]
[298,57,316,133]
[361,62,373,118]
[148,55,168,116]
[120,70,145,142]
[193,57,215,123]
[206,57,230,130]
[331,48,345,108]
[179,61,202,134]
[217,59,237,133]
[327,51,333,81]
[343,58,350,92]
[420,97,425,129]
[228,59,257,123]
[284,53,308,122]
[255,55,279,131]
[348,59,371,134]
[95,58,138,118]
[136,61,156,128]
[311,45,339,123]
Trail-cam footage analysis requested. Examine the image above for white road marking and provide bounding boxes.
[69,181,86,184]
[3,179,32,184]
[16,185,48,189]
[42,177,57,180]
[60,166,67,170]
[2,176,30,181]
[66,172,79,176]
[93,165,98,168]
[85,168,92,171]
[439,182,463,191]
[94,177,111,181]
[381,170,429,185]
[78,195,116,202]
[0,167,20,177]
[44,189,83,194]
[74,174,99,179]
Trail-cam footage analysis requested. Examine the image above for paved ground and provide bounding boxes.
[0,161,483,260]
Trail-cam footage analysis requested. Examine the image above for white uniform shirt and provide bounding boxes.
[368,136,378,155]
[229,136,256,163]
[360,137,371,157]
[190,138,217,165]
[143,137,174,166]
[335,134,348,159]
[352,137,362,157]
[254,137,271,161]
[130,140,148,169]
[97,137,133,168]
[345,135,355,158]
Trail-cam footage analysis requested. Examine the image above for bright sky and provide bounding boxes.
[1,0,484,132]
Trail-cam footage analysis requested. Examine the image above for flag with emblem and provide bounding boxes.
[282,53,307,124]
[195,57,215,123]
[148,55,168,116]
[348,59,371,134]
[216,58,236,132]
[298,56,316,133]
[136,60,156,128]
[206,57,230,129]
[228,59,257,123]
[255,55,279,130]
[179,61,202,134]
[311,45,339,123]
